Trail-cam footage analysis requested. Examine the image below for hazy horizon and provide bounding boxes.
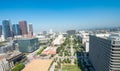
[0,0,120,32]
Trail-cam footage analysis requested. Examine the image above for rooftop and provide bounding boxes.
[0,55,5,60]
[6,51,22,60]
[53,34,64,45]
[17,37,38,40]
[109,33,120,40]
[95,33,110,39]
[0,41,7,47]
[42,46,57,55]
[22,59,52,71]
[93,33,120,41]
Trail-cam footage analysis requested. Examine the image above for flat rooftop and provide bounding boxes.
[6,51,23,60]
[17,38,38,40]
[53,35,64,45]
[0,55,5,60]
[0,41,8,47]
[22,59,52,71]
[42,46,56,55]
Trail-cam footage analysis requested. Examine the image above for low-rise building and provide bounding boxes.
[62,33,68,37]
[0,54,14,71]
[18,38,39,53]
[6,51,26,64]
[35,35,49,43]
[0,41,15,53]
[78,31,89,52]
[52,34,64,46]
[42,46,56,55]
[0,35,5,42]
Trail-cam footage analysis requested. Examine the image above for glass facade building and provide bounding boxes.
[12,24,21,36]
[18,38,39,53]
[0,25,2,37]
[28,24,33,37]
[19,21,28,35]
[2,20,11,39]
[67,30,76,35]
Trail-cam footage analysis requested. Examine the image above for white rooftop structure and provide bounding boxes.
[109,33,120,40]
[42,46,56,55]
[53,34,64,45]
[108,33,120,46]
[95,33,110,39]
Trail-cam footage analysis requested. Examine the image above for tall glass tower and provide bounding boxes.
[2,20,11,39]
[12,24,21,36]
[0,25,2,37]
[19,21,28,35]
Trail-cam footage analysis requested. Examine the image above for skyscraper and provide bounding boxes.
[19,21,28,35]
[0,25,2,37]
[89,34,120,71]
[67,30,76,35]
[12,24,21,36]
[28,24,33,36]
[2,20,11,39]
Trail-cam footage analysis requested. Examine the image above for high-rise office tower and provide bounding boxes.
[43,31,47,35]
[67,30,76,35]
[2,20,11,39]
[89,34,120,71]
[0,25,2,37]
[28,24,33,36]
[12,24,21,36]
[19,21,28,35]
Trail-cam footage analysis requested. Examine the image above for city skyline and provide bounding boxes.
[0,0,120,32]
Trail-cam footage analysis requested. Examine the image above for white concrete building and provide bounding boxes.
[35,35,50,43]
[85,42,89,52]
[0,35,5,42]
[89,33,120,71]
[0,54,14,71]
[95,33,110,38]
[78,31,89,52]
[78,32,110,53]
[14,35,23,40]
[0,41,15,53]
[52,34,65,46]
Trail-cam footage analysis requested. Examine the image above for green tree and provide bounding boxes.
[11,63,25,71]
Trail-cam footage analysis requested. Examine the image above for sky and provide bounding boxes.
[0,0,120,32]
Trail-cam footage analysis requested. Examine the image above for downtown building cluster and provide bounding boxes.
[0,20,33,41]
[0,20,38,71]
[0,20,39,54]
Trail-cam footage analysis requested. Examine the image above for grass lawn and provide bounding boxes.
[62,65,81,71]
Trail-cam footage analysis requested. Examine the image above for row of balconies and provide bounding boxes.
[110,64,120,68]
[111,53,120,55]
[110,67,120,71]
[112,55,120,58]
[112,51,120,53]
[110,49,120,71]
[112,47,120,50]
[111,62,120,65]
